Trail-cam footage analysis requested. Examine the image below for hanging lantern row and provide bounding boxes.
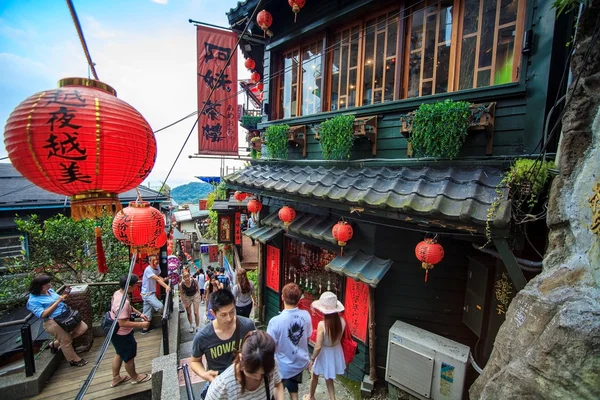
[278,206,296,228]
[244,58,256,71]
[288,0,306,22]
[257,10,273,37]
[257,82,264,91]
[4,77,156,220]
[234,190,248,203]
[112,201,165,253]
[332,221,353,256]
[415,237,444,282]
[247,198,263,221]
[251,71,261,84]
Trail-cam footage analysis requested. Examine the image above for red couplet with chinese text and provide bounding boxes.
[235,212,241,245]
[196,25,238,155]
[343,277,369,343]
[266,245,280,292]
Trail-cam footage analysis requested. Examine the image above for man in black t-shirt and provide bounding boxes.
[190,289,255,398]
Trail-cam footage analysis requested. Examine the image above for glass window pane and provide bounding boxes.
[387,15,398,58]
[374,90,383,103]
[411,9,424,50]
[438,3,453,44]
[341,41,349,95]
[463,0,480,35]
[375,32,385,89]
[363,20,376,104]
[348,69,357,108]
[350,27,360,68]
[479,0,497,68]
[407,51,421,98]
[363,64,374,104]
[282,55,294,118]
[291,84,297,117]
[384,59,395,101]
[459,36,477,89]
[499,0,518,25]
[422,81,433,96]
[301,41,322,115]
[435,44,451,94]
[477,69,491,87]
[331,73,339,111]
[423,14,437,80]
[494,27,515,84]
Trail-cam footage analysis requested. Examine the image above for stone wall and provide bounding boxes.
[470,2,600,398]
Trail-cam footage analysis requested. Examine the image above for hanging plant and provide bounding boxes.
[241,115,262,130]
[265,124,290,159]
[409,99,472,159]
[482,159,555,247]
[318,114,355,160]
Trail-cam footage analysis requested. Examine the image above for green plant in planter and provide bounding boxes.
[241,115,262,130]
[482,159,555,246]
[250,149,261,159]
[319,114,355,160]
[265,124,289,159]
[409,99,472,159]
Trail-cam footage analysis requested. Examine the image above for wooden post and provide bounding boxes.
[369,286,377,382]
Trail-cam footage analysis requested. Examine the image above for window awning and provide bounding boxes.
[325,250,392,288]
[244,225,282,244]
[262,211,338,245]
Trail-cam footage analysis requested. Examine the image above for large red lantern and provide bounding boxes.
[288,0,306,22]
[257,82,264,91]
[4,78,156,220]
[244,58,256,70]
[257,10,273,37]
[332,221,353,255]
[234,191,248,203]
[247,198,263,214]
[251,72,261,84]
[112,201,164,252]
[278,206,296,227]
[415,238,445,282]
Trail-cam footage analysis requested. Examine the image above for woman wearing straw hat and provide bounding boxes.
[304,292,346,400]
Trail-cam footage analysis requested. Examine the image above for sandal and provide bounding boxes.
[48,342,59,354]
[111,376,131,387]
[70,359,88,367]
[131,373,151,384]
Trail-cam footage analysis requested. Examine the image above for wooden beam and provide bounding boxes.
[492,237,527,291]
[369,286,377,382]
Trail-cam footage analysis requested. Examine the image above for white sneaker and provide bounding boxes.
[189,325,195,333]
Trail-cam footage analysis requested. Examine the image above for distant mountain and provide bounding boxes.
[171,182,215,204]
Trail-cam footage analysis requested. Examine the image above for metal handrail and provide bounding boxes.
[179,363,195,400]
[161,280,173,355]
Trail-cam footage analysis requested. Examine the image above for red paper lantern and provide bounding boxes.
[112,201,164,251]
[257,10,273,37]
[145,230,167,255]
[234,191,248,203]
[251,71,261,84]
[415,238,445,282]
[247,199,263,214]
[244,58,256,70]
[257,82,264,91]
[288,0,306,22]
[278,206,296,227]
[4,78,156,220]
[332,221,353,246]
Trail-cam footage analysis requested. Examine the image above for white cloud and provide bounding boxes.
[150,0,168,4]
[84,16,118,39]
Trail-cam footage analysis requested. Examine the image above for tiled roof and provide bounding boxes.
[224,164,510,228]
[244,225,282,243]
[325,251,392,288]
[262,211,338,245]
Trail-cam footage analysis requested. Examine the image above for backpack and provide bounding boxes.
[217,275,230,290]
[102,297,119,336]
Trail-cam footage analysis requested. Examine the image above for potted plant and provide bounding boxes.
[265,124,290,159]
[318,114,355,160]
[409,99,472,159]
[250,135,262,150]
[241,115,262,130]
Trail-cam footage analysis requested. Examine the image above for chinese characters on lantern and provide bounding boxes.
[266,245,280,292]
[43,90,92,184]
[590,182,600,237]
[343,277,369,343]
[196,26,238,155]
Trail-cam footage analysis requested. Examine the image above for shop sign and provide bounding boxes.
[209,245,219,262]
[218,214,233,243]
[235,212,242,245]
[266,245,280,292]
[344,277,369,343]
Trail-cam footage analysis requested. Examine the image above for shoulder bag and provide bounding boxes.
[54,306,83,333]
[341,325,358,365]
[101,295,119,336]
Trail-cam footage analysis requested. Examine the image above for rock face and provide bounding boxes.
[470,2,600,399]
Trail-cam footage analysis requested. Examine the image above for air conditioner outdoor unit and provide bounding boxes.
[386,321,470,400]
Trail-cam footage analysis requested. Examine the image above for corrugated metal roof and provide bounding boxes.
[244,225,282,243]
[174,210,192,222]
[224,164,510,228]
[325,251,392,288]
[262,211,338,245]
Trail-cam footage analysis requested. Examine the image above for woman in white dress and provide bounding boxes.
[304,291,346,400]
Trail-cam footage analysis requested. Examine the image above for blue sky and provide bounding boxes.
[0,0,249,187]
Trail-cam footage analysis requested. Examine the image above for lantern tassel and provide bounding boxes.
[95,226,108,274]
[295,13,297,23]
[424,269,429,282]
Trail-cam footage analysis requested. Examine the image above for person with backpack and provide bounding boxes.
[196,268,207,304]
[216,267,231,291]
[109,274,152,387]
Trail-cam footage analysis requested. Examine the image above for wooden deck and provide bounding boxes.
[27,329,160,400]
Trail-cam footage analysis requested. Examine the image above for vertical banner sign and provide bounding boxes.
[343,277,369,343]
[199,199,207,210]
[218,214,232,243]
[266,245,280,292]
[209,245,219,262]
[196,26,238,155]
[235,212,242,245]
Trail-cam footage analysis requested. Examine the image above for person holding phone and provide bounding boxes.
[26,274,88,367]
